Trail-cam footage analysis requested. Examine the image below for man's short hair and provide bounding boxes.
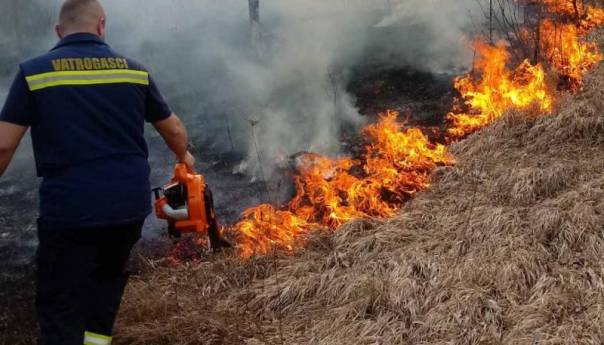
[59,0,103,28]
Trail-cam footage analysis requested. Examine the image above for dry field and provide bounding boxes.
[115,53,604,345]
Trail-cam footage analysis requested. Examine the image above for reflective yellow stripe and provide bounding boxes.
[29,78,149,91]
[25,70,149,91]
[84,331,112,345]
[25,69,148,82]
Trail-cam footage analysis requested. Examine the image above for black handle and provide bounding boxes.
[152,187,163,201]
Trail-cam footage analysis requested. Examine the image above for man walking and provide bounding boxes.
[0,1,194,344]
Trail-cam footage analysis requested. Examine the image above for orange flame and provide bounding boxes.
[233,111,453,259]
[542,0,604,31]
[448,1,604,137]
[540,20,603,89]
[234,204,312,259]
[447,41,553,138]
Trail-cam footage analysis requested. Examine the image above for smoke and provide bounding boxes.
[0,0,480,178]
[375,0,477,73]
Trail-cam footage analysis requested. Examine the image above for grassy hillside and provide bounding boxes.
[115,53,604,344]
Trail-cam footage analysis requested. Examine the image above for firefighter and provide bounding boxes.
[0,1,194,344]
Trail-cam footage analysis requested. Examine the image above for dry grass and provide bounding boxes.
[116,58,604,345]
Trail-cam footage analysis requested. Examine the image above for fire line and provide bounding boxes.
[177,0,604,260]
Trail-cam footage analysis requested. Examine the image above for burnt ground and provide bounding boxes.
[0,66,455,345]
[348,65,455,125]
[0,166,38,345]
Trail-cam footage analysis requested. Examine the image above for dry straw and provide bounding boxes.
[115,44,604,345]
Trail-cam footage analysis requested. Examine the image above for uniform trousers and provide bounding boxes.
[36,219,143,345]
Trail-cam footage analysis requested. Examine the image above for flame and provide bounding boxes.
[174,1,604,261]
[233,111,453,259]
[234,204,312,259]
[540,20,603,89]
[541,0,604,31]
[447,41,553,138]
[448,0,604,137]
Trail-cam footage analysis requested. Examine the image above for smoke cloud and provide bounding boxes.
[0,0,480,178]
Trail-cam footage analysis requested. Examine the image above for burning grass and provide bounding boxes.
[116,63,604,343]
[3,2,604,345]
[113,2,604,343]
[446,41,553,138]
[218,0,604,258]
[447,1,604,138]
[234,111,453,259]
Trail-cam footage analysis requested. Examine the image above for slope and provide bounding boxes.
[115,43,604,345]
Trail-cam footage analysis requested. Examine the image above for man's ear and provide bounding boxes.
[55,24,64,39]
[97,17,106,39]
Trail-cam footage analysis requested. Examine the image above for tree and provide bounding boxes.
[248,0,261,52]
[249,0,260,25]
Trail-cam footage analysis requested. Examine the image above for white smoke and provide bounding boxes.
[0,0,481,178]
[375,0,477,73]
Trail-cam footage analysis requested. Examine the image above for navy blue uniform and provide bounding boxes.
[1,32,171,226]
[0,33,172,345]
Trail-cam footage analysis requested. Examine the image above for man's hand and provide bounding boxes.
[0,121,28,178]
[178,151,196,172]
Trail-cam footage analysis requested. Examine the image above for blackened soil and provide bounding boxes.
[0,171,38,345]
[0,268,36,345]
[348,65,455,126]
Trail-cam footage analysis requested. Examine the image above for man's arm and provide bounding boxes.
[0,69,35,178]
[152,113,195,170]
[0,121,28,177]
